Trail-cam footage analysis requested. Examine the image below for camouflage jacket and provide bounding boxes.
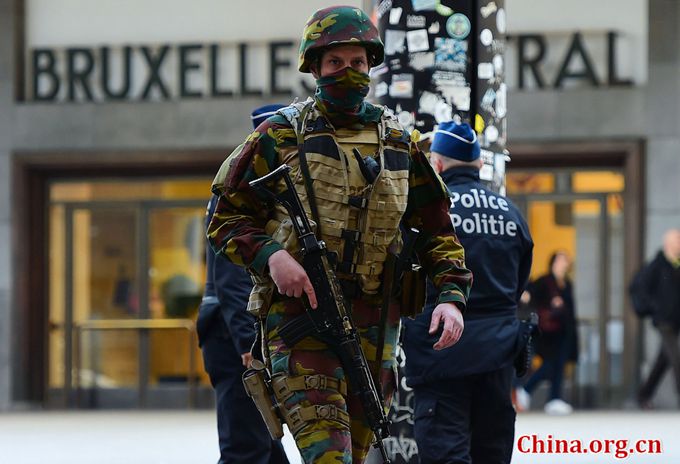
[207,101,472,309]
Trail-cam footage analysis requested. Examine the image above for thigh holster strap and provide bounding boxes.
[285,404,351,435]
[272,374,348,402]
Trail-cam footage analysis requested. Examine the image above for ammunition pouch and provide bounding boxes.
[399,263,426,319]
[272,374,348,402]
[242,360,284,440]
[283,404,351,436]
[269,373,351,436]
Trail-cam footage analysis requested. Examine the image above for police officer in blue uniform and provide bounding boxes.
[197,104,289,464]
[402,122,533,464]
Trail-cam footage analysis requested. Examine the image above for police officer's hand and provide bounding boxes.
[241,352,253,368]
[268,249,318,309]
[520,290,531,305]
[429,303,464,350]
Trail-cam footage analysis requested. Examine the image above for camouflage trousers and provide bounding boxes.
[265,295,400,464]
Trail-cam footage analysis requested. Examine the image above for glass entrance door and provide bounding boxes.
[508,170,626,408]
[48,179,212,408]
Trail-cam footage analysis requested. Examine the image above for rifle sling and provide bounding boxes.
[295,105,322,240]
[372,259,393,382]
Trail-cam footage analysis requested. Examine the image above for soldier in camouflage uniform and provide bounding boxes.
[208,6,472,463]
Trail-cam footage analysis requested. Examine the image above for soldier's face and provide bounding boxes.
[317,45,369,77]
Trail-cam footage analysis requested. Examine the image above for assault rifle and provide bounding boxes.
[250,164,392,463]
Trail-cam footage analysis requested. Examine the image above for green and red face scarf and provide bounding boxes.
[314,67,381,127]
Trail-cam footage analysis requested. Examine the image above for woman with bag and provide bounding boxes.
[515,251,579,415]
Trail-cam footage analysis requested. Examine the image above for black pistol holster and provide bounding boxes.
[514,312,539,378]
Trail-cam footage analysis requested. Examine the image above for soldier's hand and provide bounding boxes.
[429,303,464,350]
[241,352,253,368]
[268,250,318,308]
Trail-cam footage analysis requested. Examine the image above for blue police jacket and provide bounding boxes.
[196,195,256,356]
[403,167,533,385]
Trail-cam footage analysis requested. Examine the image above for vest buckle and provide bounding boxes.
[348,195,368,209]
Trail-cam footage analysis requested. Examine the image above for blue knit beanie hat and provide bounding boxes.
[430,121,480,161]
[250,104,286,129]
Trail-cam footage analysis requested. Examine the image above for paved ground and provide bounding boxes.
[0,410,677,463]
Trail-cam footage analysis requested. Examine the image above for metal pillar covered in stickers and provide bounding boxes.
[367,2,507,463]
[371,0,507,195]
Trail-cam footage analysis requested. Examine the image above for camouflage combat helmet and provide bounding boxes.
[298,5,384,73]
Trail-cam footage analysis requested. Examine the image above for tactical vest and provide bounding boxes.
[249,101,412,315]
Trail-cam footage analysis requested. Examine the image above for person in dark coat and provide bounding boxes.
[515,250,578,415]
[196,104,289,464]
[403,121,533,464]
[635,228,680,409]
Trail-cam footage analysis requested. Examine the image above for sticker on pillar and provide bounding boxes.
[494,153,507,196]
[384,30,407,56]
[478,62,494,80]
[496,83,507,118]
[406,29,430,53]
[370,63,389,78]
[389,7,403,25]
[497,8,507,34]
[480,29,494,47]
[428,21,440,34]
[418,91,439,116]
[480,88,496,114]
[389,74,415,98]
[433,99,453,122]
[488,40,505,57]
[493,55,504,75]
[375,81,389,98]
[411,0,436,11]
[494,153,506,177]
[406,15,427,28]
[396,108,416,129]
[446,13,471,40]
[480,149,494,165]
[389,57,403,71]
[433,70,468,88]
[434,78,470,112]
[485,125,499,144]
[435,2,454,16]
[475,114,486,133]
[480,164,494,182]
[409,52,435,71]
[481,1,498,18]
[434,37,468,72]
[446,87,471,113]
[376,0,393,19]
[480,153,494,181]
[493,153,506,176]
